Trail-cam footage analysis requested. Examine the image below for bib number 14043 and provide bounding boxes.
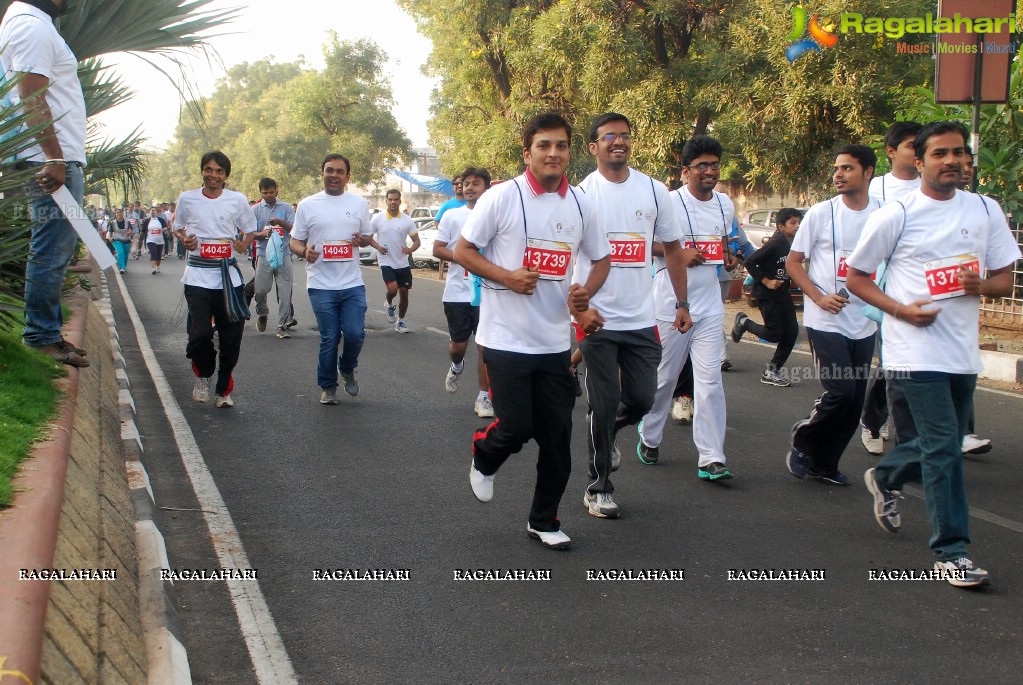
[322,240,353,262]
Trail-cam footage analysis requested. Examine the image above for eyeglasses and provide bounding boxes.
[596,132,633,143]
[688,161,721,172]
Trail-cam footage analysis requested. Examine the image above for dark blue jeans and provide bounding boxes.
[308,286,367,390]
[874,372,975,561]
[23,163,85,347]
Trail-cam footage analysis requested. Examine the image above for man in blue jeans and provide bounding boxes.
[290,154,373,405]
[2,0,89,367]
[848,121,1021,589]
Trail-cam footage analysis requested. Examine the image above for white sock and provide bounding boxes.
[451,361,464,374]
[477,391,489,400]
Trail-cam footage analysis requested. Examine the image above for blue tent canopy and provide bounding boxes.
[386,168,453,196]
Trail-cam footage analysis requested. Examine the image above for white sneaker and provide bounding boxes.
[861,426,883,455]
[474,395,495,418]
[469,460,494,502]
[215,393,234,408]
[962,434,992,455]
[192,376,211,403]
[385,303,397,324]
[445,366,461,393]
[584,491,620,518]
[671,395,693,423]
[526,524,571,550]
[395,320,409,333]
[879,423,890,440]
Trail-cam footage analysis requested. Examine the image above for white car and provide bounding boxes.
[359,244,378,264]
[410,228,440,268]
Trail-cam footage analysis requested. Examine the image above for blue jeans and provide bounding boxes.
[23,163,85,347]
[874,372,975,560]
[308,286,367,390]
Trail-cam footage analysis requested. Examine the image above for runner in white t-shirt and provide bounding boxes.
[172,151,259,408]
[369,189,420,333]
[289,153,373,405]
[433,166,493,417]
[144,206,168,274]
[575,113,690,518]
[848,121,1021,589]
[638,135,737,482]
[456,113,611,551]
[784,144,880,485]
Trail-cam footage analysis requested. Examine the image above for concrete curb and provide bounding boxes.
[97,271,193,685]
[979,349,1023,384]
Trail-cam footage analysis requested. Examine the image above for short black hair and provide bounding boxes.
[200,150,231,176]
[884,121,922,151]
[681,135,722,166]
[913,121,969,159]
[589,112,631,142]
[385,188,401,199]
[836,144,877,175]
[522,112,572,150]
[775,208,803,227]
[322,153,351,173]
[460,166,492,189]
[258,177,277,190]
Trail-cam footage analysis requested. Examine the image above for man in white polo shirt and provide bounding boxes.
[369,188,420,333]
[290,154,373,405]
[173,151,258,408]
[783,144,880,485]
[456,112,611,550]
[849,121,1020,589]
[433,166,493,418]
[576,112,690,519]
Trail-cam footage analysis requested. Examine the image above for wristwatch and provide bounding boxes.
[675,301,690,309]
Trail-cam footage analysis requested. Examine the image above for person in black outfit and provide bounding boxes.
[730,208,802,386]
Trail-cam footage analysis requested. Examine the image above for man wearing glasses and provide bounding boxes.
[435,175,466,223]
[638,135,738,481]
[575,113,691,518]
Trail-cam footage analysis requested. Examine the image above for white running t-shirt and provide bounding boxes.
[292,190,372,291]
[175,188,257,289]
[371,211,419,270]
[436,205,473,303]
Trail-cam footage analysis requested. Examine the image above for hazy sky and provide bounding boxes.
[91,0,437,150]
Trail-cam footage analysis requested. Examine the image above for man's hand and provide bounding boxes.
[672,307,693,333]
[180,233,198,251]
[401,246,414,255]
[685,247,706,268]
[35,163,66,194]
[567,283,589,312]
[899,299,940,327]
[573,307,606,334]
[305,246,320,264]
[505,267,540,295]
[815,292,848,314]
[724,253,739,272]
[763,278,786,291]
[958,268,983,296]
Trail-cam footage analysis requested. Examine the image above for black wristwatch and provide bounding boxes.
[675,301,690,310]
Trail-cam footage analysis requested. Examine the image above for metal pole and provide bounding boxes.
[970,32,983,192]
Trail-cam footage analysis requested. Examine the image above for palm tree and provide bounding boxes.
[0,0,239,328]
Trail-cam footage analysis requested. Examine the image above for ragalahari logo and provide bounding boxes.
[786,6,839,61]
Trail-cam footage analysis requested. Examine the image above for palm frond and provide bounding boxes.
[85,128,149,198]
[78,58,134,118]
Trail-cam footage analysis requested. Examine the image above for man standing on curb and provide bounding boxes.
[576,112,690,519]
[174,151,258,408]
[290,154,373,406]
[638,135,736,482]
[2,0,89,368]
[456,112,611,550]
[252,178,297,339]
[784,144,880,485]
[433,166,493,418]
[370,189,420,333]
[849,121,1020,589]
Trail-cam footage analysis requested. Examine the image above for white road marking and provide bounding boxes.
[426,327,449,337]
[901,485,1023,534]
[114,271,298,684]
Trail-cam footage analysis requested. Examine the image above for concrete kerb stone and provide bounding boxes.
[99,271,193,684]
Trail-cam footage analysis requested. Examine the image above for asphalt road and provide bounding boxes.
[109,255,1023,684]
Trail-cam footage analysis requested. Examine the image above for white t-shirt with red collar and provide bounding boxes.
[174,188,257,289]
[461,171,611,354]
[291,190,373,291]
[575,168,681,330]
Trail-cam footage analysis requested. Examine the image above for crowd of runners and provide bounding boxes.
[158,111,1017,591]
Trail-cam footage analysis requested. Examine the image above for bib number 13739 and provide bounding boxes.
[523,238,572,281]
[924,254,979,300]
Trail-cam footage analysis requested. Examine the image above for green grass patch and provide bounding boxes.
[0,328,66,508]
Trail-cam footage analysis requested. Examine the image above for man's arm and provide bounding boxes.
[453,236,538,294]
[846,267,938,327]
[403,232,421,255]
[662,239,693,332]
[18,72,66,192]
[785,250,846,314]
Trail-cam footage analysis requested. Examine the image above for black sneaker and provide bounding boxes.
[786,447,811,479]
[340,370,359,397]
[933,557,990,588]
[698,462,733,480]
[256,315,267,332]
[570,365,583,397]
[760,369,791,387]
[810,470,850,486]
[730,312,748,344]
[864,468,902,532]
[636,440,659,465]
[285,317,298,330]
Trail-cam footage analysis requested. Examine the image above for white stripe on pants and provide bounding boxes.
[639,315,727,466]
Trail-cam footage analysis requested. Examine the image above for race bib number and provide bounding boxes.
[684,234,724,265]
[266,225,285,238]
[199,239,232,259]
[924,254,979,300]
[836,249,853,281]
[322,240,353,262]
[608,232,646,267]
[149,228,162,237]
[523,238,572,280]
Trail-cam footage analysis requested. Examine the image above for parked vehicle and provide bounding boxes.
[413,217,436,231]
[740,207,809,247]
[410,228,440,268]
[410,207,437,220]
[359,244,378,265]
